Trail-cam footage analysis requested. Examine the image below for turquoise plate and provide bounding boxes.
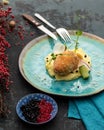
[19,31,104,97]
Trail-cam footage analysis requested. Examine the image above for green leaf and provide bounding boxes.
[76,30,82,36]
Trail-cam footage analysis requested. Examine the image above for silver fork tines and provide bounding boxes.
[56,28,71,43]
[34,13,71,43]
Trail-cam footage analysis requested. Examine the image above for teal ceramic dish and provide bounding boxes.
[18,31,104,97]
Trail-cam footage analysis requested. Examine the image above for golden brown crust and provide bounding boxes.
[53,51,79,76]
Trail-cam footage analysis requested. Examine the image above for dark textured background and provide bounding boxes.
[1,0,104,130]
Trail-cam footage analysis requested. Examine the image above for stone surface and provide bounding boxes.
[1,0,104,129]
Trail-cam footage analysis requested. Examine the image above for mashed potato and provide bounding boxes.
[45,48,91,81]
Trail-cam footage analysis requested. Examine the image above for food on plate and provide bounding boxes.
[45,31,91,81]
[45,48,91,80]
[79,65,90,79]
[53,50,79,76]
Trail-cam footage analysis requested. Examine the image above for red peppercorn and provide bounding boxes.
[37,99,53,123]
[0,2,29,117]
[0,34,11,90]
[10,14,15,19]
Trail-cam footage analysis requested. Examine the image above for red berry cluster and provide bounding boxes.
[0,6,13,35]
[0,35,11,90]
[17,25,25,40]
[0,3,27,90]
[37,99,53,123]
[0,1,36,117]
[0,4,13,117]
[0,5,12,91]
[0,34,11,117]
[0,4,26,41]
[21,99,53,123]
[0,6,12,17]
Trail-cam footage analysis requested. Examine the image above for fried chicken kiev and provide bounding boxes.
[45,48,91,81]
[53,51,79,76]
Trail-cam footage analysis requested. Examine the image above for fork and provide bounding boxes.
[34,13,71,43]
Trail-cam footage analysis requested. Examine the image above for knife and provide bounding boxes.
[34,13,56,29]
[22,14,57,40]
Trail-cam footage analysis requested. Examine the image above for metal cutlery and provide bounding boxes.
[22,14,57,40]
[34,13,71,43]
[35,13,56,30]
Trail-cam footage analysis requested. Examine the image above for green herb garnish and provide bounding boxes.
[50,53,62,61]
[51,53,57,60]
[75,30,82,51]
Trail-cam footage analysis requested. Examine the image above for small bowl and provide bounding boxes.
[16,93,58,125]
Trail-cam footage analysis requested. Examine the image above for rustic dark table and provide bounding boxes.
[1,0,104,130]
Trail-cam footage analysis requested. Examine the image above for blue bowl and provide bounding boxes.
[16,93,58,125]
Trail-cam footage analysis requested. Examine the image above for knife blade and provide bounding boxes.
[34,13,56,29]
[22,14,57,40]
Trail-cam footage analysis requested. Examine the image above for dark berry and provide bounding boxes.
[20,99,53,123]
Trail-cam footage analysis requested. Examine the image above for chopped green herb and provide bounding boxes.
[51,53,57,60]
